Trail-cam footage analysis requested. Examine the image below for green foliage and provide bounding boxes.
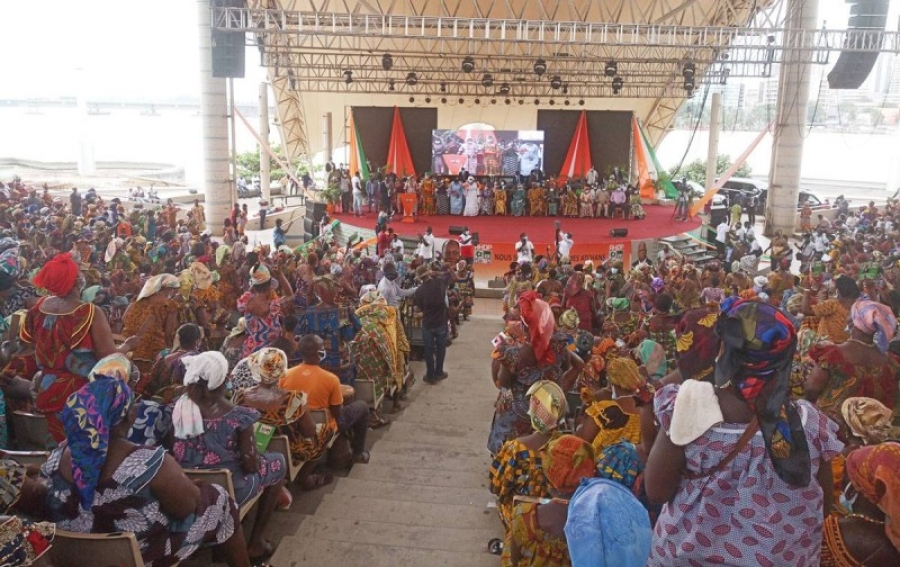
[235,144,312,181]
[667,154,752,184]
[319,181,342,205]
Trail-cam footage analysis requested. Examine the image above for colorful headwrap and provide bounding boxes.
[215,244,231,267]
[606,357,645,392]
[359,290,386,306]
[851,299,897,343]
[595,441,644,490]
[33,253,80,297]
[846,442,900,551]
[526,380,567,434]
[635,339,667,381]
[842,397,894,445]
[0,460,26,514]
[0,246,21,279]
[518,291,557,366]
[249,264,272,286]
[87,353,132,383]
[136,273,179,301]
[189,262,213,291]
[565,272,586,297]
[675,307,720,381]
[714,300,808,487]
[541,434,596,492]
[606,297,629,312]
[565,478,652,567]
[246,347,288,385]
[559,308,580,330]
[61,376,134,508]
[650,277,665,293]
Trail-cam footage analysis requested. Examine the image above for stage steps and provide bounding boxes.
[270,312,504,567]
[660,233,718,266]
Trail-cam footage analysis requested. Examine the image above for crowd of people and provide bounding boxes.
[328,165,648,220]
[487,196,900,565]
[0,176,477,566]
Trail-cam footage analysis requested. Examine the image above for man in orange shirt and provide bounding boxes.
[280,334,370,463]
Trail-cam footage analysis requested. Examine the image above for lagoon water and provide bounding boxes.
[1,105,896,188]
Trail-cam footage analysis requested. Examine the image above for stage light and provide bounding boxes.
[481,74,493,87]
[388,79,395,91]
[564,100,570,106]
[612,76,624,95]
[440,83,447,93]
[683,78,695,91]
[490,98,497,104]
[409,96,415,103]
[459,97,465,104]
[720,68,730,85]
[441,97,448,103]
[381,53,393,70]
[682,62,696,79]
[534,99,540,105]
[343,70,353,84]
[550,75,562,90]
[604,60,617,77]
[578,99,585,105]
[561,85,568,95]
[474,98,481,104]
[425,97,432,103]
[405,72,418,85]
[549,99,555,105]
[518,99,525,105]
[462,56,475,73]
[505,98,511,105]
[499,82,511,95]
[533,58,547,76]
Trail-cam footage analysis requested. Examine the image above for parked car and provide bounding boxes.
[756,188,829,211]
[686,180,726,208]
[717,177,766,209]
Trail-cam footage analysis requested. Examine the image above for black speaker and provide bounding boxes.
[827,0,889,89]
[609,228,628,237]
[710,206,728,227]
[471,232,480,246]
[303,217,314,234]
[211,0,246,78]
[448,225,467,236]
[305,201,327,224]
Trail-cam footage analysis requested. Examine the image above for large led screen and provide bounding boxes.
[431,125,544,177]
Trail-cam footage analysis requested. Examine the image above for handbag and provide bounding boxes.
[683,417,759,480]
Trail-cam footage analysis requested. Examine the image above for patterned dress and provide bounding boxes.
[232,389,319,465]
[43,445,240,567]
[647,384,843,567]
[121,297,180,376]
[502,502,570,567]
[583,400,641,454]
[351,304,395,401]
[296,306,361,385]
[172,406,286,505]
[236,291,283,358]
[489,438,552,529]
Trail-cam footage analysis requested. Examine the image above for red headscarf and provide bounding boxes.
[518,291,556,366]
[33,253,80,297]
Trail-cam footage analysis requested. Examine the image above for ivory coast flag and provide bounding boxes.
[348,110,370,180]
[632,116,677,199]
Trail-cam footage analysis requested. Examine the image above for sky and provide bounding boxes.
[0,0,896,103]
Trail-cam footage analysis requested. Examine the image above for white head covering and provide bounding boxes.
[173,351,230,439]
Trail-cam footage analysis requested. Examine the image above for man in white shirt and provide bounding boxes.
[558,232,574,259]
[390,234,404,255]
[585,166,598,187]
[515,233,535,264]
[715,219,730,259]
[377,262,417,307]
[351,171,364,216]
[418,226,435,260]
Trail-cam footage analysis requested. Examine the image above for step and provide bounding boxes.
[660,234,691,243]
[271,538,499,567]
[314,493,500,531]
[366,440,493,473]
[330,477,491,507]
[349,463,491,490]
[284,516,499,553]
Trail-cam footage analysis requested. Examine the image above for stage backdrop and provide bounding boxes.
[536,110,633,178]
[349,107,437,176]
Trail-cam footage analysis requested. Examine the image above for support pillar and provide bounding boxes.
[197,0,232,230]
[259,82,271,202]
[705,92,722,191]
[765,0,819,235]
[323,112,333,163]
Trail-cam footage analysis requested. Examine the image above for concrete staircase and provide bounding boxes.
[659,233,717,265]
[271,313,504,566]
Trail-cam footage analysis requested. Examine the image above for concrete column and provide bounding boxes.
[197,0,232,230]
[323,112,333,163]
[259,82,271,202]
[765,0,819,235]
[705,92,722,191]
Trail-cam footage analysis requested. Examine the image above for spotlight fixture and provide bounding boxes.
[683,78,695,92]
[720,68,731,85]
[686,89,695,99]
[381,53,393,70]
[405,72,418,85]
[534,99,540,105]
[343,70,353,84]
[490,98,497,104]
[682,62,696,79]
[499,82,511,95]
[561,85,568,95]
[425,97,432,103]
[549,99,555,105]
[474,98,481,104]
[550,75,562,90]
[518,99,525,105]
[564,100,570,106]
[441,97,448,104]
[505,98,511,105]
[388,79,395,91]
[459,97,465,104]
[439,83,447,93]
[612,76,624,95]
[409,96,415,103]
[461,56,475,73]
[533,58,547,76]
[578,99,585,106]
[604,60,618,78]
[481,74,493,87]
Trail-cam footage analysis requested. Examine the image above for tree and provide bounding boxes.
[667,153,752,184]
[235,144,312,182]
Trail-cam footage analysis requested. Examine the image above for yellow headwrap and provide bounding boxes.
[526,380,568,434]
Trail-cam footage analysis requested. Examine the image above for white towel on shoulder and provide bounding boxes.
[669,380,724,446]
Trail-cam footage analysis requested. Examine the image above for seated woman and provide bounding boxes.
[136,323,203,402]
[820,442,900,566]
[578,357,650,455]
[231,348,328,491]
[502,435,596,566]
[120,274,181,377]
[42,374,250,567]
[171,351,286,561]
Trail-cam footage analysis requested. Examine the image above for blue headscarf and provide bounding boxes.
[61,376,134,508]
[565,478,652,567]
[595,441,644,490]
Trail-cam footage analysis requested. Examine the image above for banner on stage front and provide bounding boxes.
[474,244,493,264]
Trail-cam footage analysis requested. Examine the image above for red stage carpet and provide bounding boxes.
[329,204,700,246]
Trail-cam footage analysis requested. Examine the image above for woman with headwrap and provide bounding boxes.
[502,435,597,567]
[645,300,844,566]
[20,253,137,442]
[659,305,721,386]
[120,273,181,376]
[453,260,474,321]
[819,442,900,566]
[806,299,899,435]
[842,397,894,448]
[351,290,399,426]
[232,348,327,491]
[490,380,567,534]
[606,296,639,336]
[0,241,37,323]
[236,263,293,358]
[642,293,678,371]
[220,316,248,372]
[43,373,251,567]
[563,272,595,332]
[578,357,650,455]
[488,292,584,455]
[137,323,203,402]
[171,351,286,561]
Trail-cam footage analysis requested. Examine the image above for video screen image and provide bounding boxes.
[431,125,544,177]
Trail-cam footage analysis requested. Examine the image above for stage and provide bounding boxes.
[328,204,701,280]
